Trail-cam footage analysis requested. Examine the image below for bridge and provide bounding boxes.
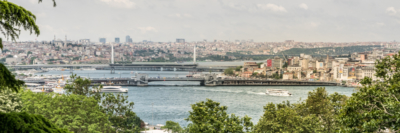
[9,63,233,73]
[87,74,340,86]
[23,73,340,86]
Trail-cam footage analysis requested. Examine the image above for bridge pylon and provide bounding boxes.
[110,66,115,74]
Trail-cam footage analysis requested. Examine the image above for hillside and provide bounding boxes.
[277,45,381,55]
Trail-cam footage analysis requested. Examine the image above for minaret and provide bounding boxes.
[111,44,114,64]
[65,35,67,43]
[54,35,56,42]
[193,45,196,64]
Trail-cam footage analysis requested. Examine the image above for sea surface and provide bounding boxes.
[36,70,355,127]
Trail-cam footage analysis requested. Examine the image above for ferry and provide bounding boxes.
[266,89,292,96]
[95,86,128,93]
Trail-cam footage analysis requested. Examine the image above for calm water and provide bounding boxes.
[36,70,355,126]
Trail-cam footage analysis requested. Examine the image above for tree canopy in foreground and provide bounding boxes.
[0,112,69,132]
[339,51,400,132]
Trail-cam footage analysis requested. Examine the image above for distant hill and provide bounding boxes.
[277,45,381,56]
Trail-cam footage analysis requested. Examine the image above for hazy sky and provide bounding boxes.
[11,0,400,42]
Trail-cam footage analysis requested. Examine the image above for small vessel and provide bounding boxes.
[96,86,128,93]
[266,89,292,96]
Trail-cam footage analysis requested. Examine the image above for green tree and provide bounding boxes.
[255,87,347,133]
[282,62,288,68]
[27,51,32,56]
[257,62,263,68]
[0,63,24,92]
[64,75,141,132]
[0,87,22,113]
[251,72,258,77]
[0,112,69,132]
[0,0,57,92]
[185,99,253,133]
[162,121,183,133]
[339,51,400,132]
[235,66,243,71]
[21,91,114,133]
[224,68,234,76]
[254,101,320,133]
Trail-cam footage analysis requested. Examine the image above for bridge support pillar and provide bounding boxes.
[161,67,163,71]
[111,67,115,74]
[174,67,176,71]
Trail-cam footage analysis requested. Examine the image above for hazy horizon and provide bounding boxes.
[11,0,400,42]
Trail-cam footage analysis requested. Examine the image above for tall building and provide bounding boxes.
[126,35,132,43]
[176,38,185,43]
[99,38,106,43]
[272,56,283,69]
[115,37,120,43]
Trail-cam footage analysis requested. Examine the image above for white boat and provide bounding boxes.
[266,89,292,96]
[97,86,128,93]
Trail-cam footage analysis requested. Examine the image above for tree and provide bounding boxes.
[185,99,253,133]
[64,75,142,132]
[0,0,56,92]
[0,63,24,92]
[0,87,22,113]
[64,74,101,100]
[257,62,263,68]
[224,68,234,76]
[254,87,347,133]
[235,66,243,71]
[0,112,69,132]
[282,62,288,68]
[162,121,183,133]
[339,51,400,132]
[251,72,258,77]
[21,91,114,133]
[27,51,32,56]
[254,101,320,133]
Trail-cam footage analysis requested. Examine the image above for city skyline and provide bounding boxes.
[11,0,400,42]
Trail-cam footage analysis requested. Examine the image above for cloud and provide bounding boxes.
[386,7,397,15]
[227,3,248,10]
[100,0,135,9]
[376,22,385,26]
[168,13,192,18]
[256,4,287,12]
[137,27,158,33]
[299,3,308,10]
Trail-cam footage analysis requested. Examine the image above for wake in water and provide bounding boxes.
[246,91,266,95]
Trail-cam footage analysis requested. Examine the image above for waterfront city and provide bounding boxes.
[2,0,400,132]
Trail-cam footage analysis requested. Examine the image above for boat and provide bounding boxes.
[266,89,292,96]
[96,86,128,93]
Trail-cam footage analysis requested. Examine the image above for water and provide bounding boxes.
[35,70,355,127]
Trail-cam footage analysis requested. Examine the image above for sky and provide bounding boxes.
[10,0,400,42]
